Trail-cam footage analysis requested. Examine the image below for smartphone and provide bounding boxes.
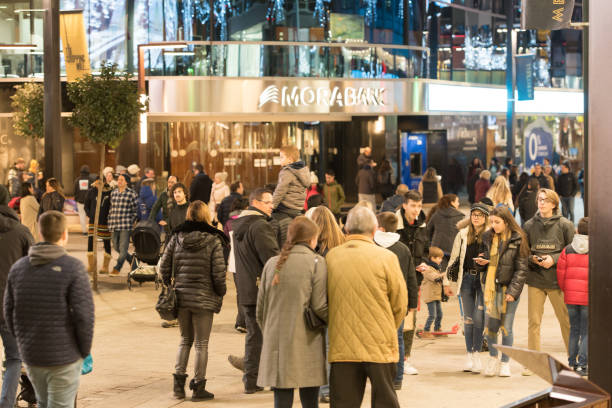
[536,256,544,262]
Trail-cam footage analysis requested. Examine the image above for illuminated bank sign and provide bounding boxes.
[258,85,386,109]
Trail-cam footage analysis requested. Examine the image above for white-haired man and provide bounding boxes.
[325,206,407,408]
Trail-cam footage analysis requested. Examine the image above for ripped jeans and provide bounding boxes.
[460,273,485,353]
[175,308,214,381]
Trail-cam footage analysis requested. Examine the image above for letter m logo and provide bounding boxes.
[552,7,564,22]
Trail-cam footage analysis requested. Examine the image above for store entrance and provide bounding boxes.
[148,121,323,192]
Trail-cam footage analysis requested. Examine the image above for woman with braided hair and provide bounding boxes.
[257,216,328,408]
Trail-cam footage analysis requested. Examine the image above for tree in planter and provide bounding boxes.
[67,62,145,290]
[10,82,44,160]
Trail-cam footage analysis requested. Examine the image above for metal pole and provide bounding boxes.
[43,0,62,182]
[505,0,515,162]
[582,0,588,214]
[588,0,612,394]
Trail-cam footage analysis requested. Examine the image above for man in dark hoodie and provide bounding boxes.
[4,210,94,407]
[523,188,574,375]
[217,181,244,229]
[0,185,34,407]
[375,212,418,390]
[74,164,93,235]
[228,188,279,394]
[189,164,213,204]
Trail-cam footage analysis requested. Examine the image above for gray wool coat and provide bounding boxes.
[256,244,328,389]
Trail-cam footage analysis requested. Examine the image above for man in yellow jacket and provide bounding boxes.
[326,205,408,408]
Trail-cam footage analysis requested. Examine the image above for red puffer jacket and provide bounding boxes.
[557,235,589,306]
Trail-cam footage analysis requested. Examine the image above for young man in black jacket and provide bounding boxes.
[5,210,94,407]
[557,162,578,222]
[217,181,244,228]
[228,188,279,394]
[0,185,34,408]
[375,212,418,390]
[189,164,213,204]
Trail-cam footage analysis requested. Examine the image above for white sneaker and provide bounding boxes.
[404,361,419,375]
[463,353,473,372]
[499,362,511,377]
[471,353,482,374]
[484,357,499,377]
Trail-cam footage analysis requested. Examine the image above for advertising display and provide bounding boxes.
[524,118,554,169]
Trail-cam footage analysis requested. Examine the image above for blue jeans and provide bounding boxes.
[567,304,588,368]
[460,274,485,353]
[0,324,21,408]
[394,322,405,384]
[111,230,132,271]
[319,330,330,398]
[424,301,442,332]
[560,196,575,222]
[486,295,520,363]
[26,358,82,408]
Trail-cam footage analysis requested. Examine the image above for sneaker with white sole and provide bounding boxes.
[404,361,419,375]
[499,362,511,377]
[471,353,482,374]
[484,357,499,377]
[463,353,473,372]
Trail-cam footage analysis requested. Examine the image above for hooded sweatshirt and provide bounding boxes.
[272,161,310,211]
[557,234,589,306]
[74,165,92,203]
[4,242,94,366]
[137,185,160,222]
[523,212,575,289]
[374,230,418,309]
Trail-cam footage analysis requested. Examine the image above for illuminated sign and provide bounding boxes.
[258,85,386,108]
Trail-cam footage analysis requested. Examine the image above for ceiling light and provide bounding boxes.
[0,44,37,49]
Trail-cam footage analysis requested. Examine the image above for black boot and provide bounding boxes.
[173,373,188,399]
[190,379,214,402]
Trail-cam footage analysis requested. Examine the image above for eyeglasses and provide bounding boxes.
[537,198,553,204]
[471,212,485,219]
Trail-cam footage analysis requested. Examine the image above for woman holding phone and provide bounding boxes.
[447,201,490,373]
[475,206,529,377]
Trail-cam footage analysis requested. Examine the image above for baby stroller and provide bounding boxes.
[128,220,162,290]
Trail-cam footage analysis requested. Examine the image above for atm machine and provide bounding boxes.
[400,131,448,190]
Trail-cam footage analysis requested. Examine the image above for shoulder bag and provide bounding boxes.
[304,257,326,331]
[447,234,463,282]
[155,254,178,321]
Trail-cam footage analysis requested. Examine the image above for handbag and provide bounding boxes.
[304,258,326,331]
[155,255,177,321]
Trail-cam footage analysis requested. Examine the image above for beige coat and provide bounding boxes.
[326,235,408,364]
[20,195,39,241]
[421,264,446,303]
[256,244,328,388]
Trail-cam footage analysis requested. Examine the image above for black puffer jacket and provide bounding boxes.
[217,192,241,227]
[427,207,465,254]
[160,221,228,313]
[232,208,280,306]
[396,208,429,285]
[38,191,65,218]
[84,185,111,225]
[481,230,529,299]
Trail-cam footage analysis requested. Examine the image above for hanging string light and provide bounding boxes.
[266,0,286,24]
[399,0,404,19]
[195,0,210,24]
[313,0,330,26]
[364,0,377,25]
[214,0,233,40]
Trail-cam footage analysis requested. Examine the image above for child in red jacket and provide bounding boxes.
[557,217,589,376]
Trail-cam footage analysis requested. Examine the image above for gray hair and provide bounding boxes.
[345,205,378,235]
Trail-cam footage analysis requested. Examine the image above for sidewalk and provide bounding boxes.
[66,233,567,408]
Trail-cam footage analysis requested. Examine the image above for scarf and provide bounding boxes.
[484,232,509,336]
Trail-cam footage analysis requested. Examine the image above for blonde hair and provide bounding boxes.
[280,145,300,162]
[28,159,38,174]
[310,206,345,253]
[186,200,212,224]
[537,188,560,213]
[479,170,491,180]
[486,177,512,207]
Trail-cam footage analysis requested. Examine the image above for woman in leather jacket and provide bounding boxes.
[475,206,529,378]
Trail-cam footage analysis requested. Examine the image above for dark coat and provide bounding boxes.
[137,185,160,222]
[160,221,228,313]
[396,208,429,286]
[523,213,575,289]
[4,243,94,366]
[232,208,280,306]
[427,207,465,254]
[84,186,111,225]
[474,179,491,203]
[38,191,65,218]
[73,168,92,204]
[556,172,578,198]
[0,206,34,322]
[482,230,529,299]
[167,202,189,233]
[355,166,375,195]
[190,172,213,204]
[217,192,241,227]
[529,173,550,189]
[518,189,538,225]
[380,194,404,213]
[387,241,418,310]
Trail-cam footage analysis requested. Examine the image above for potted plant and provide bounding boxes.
[67,62,145,289]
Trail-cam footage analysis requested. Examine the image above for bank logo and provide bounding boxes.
[259,85,280,108]
[258,85,386,109]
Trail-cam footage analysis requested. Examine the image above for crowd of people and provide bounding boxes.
[0,148,589,408]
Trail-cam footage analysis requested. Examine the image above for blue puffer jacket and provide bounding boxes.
[138,185,161,222]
